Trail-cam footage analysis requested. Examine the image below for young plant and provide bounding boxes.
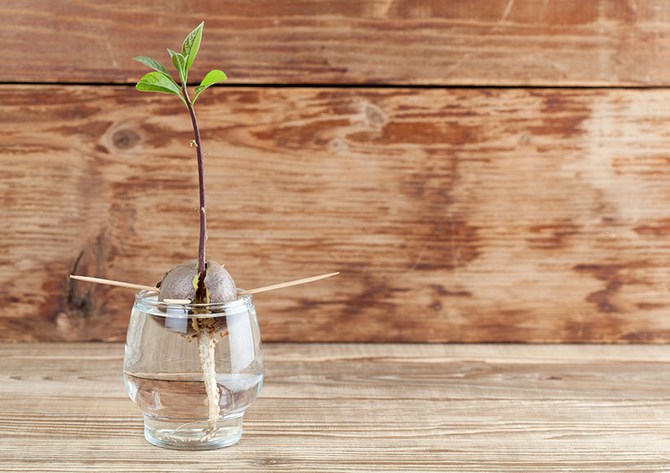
[133,22,232,305]
[133,21,232,436]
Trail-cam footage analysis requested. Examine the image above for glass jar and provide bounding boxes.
[123,290,263,450]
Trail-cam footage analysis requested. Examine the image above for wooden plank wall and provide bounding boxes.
[3,1,670,342]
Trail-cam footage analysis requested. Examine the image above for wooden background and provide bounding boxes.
[3,0,670,342]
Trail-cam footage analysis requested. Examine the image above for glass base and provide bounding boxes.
[143,413,244,450]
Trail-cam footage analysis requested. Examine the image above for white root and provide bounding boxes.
[197,328,220,436]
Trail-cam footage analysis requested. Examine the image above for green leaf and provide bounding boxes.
[193,69,227,102]
[182,21,204,71]
[132,56,171,77]
[135,72,184,102]
[168,48,186,82]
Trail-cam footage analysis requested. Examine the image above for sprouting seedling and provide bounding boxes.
[133,22,232,305]
[132,22,233,437]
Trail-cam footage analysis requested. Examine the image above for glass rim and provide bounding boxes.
[133,289,253,311]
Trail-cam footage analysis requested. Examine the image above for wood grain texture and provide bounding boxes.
[3,0,670,86]
[3,343,670,472]
[4,85,670,342]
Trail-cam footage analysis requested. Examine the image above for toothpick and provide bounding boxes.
[69,275,157,291]
[239,272,339,295]
[69,272,339,297]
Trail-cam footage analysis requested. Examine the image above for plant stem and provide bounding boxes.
[182,86,207,277]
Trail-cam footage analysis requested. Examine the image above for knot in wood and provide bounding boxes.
[112,129,140,150]
[365,103,387,129]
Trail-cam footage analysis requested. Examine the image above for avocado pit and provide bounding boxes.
[153,259,237,336]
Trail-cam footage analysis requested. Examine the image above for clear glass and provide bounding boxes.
[123,290,263,450]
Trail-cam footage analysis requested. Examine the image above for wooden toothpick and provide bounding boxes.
[239,272,339,295]
[69,275,157,291]
[69,272,339,297]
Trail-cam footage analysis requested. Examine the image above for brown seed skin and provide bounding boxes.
[158,259,237,303]
[153,259,237,335]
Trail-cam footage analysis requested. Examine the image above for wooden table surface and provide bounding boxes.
[2,343,670,472]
